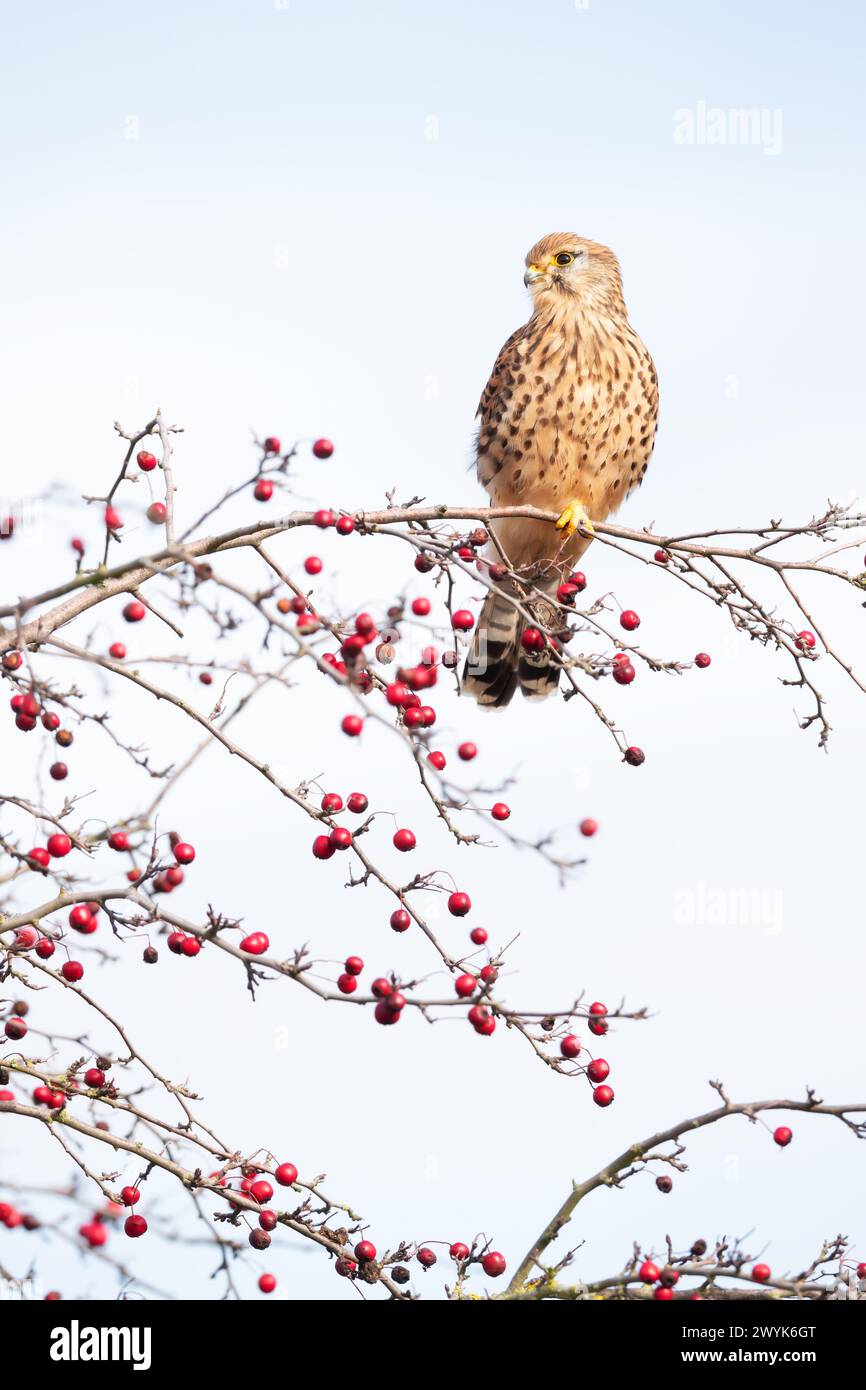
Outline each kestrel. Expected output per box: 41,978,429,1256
462,233,658,706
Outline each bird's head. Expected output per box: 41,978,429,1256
523,234,625,316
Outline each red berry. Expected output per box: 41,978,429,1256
457,741,477,761
752,1263,771,1283
521,627,546,653
124,1214,147,1238
304,555,323,575
449,1242,470,1261
491,802,510,821
613,661,635,685
557,581,579,605
796,630,816,650
694,652,711,669
344,955,364,976
329,827,353,851
639,1260,661,1284
258,1273,277,1293
4,1017,27,1040
254,479,274,502
451,610,474,632
180,936,200,957
35,938,56,959
412,597,431,616
341,714,363,737
121,1186,140,1206
337,973,357,994
393,828,416,852
313,508,335,528
371,978,392,999
469,926,488,945
579,818,598,837
105,506,123,530
146,502,166,525
592,1085,615,1107
653,1286,674,1300
41,711,60,730
624,746,645,766
46,833,72,858
482,1251,506,1277
448,892,471,917
374,999,401,1025
455,973,477,998
346,792,368,814
108,831,129,852
656,1175,673,1194
137,449,157,471
83,1067,105,1088
336,515,355,535
417,1247,437,1268
312,834,335,860
109,642,127,660
586,1058,610,1083
28,847,51,868
49,762,68,781
239,932,269,955
390,909,411,933
263,436,281,455
312,438,333,459
275,1163,298,1187
570,571,587,591
773,1126,793,1147
619,609,640,631
560,1034,581,1059
250,1179,273,1205
123,601,146,623
355,1240,377,1262
654,549,669,564
427,750,446,771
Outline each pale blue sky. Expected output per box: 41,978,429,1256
1,0,864,1300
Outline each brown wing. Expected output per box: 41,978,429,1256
474,325,529,492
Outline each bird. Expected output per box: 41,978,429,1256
462,233,658,707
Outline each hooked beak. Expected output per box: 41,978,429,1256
523,263,546,287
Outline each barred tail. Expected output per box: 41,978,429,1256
461,590,560,708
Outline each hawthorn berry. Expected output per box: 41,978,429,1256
312,438,334,459
329,827,353,851
586,1058,610,1083
579,818,598,837
275,1163,298,1187
491,802,510,821
373,1000,402,1025
120,1186,140,1206
336,515,354,535
752,1263,771,1283
61,961,84,983
570,571,587,591
4,1017,27,1040
654,1286,674,1300
412,596,431,616
35,938,56,959
304,555,323,575
137,450,157,471
312,834,335,860
263,436,281,455
619,609,641,631
371,977,392,999
46,833,72,858
773,1126,793,1147
613,661,635,685
449,1242,470,1261
694,652,711,669
654,549,669,564
448,892,471,917
455,974,477,998
143,946,158,964
427,751,446,771
105,506,123,530
49,762,68,781
337,973,357,994
355,1240,377,1262
146,502,166,525
109,642,127,660
108,831,129,852
560,1034,581,1059
250,1179,274,1205
656,1175,673,1194
174,841,195,864
259,1210,278,1231
341,714,363,737
123,601,146,623
239,932,269,955
417,1247,437,1268
321,792,343,814
258,1273,277,1294
249,1230,271,1251
254,479,274,502
470,927,488,945
313,508,335,528
624,746,645,767
521,627,545,653
393,828,416,852
639,1260,661,1284
796,630,816,650
346,792,368,814
451,610,474,632
593,1085,615,1107
458,741,477,761
482,1251,506,1278
41,710,60,730
390,908,411,933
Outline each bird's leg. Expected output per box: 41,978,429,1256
555,499,594,539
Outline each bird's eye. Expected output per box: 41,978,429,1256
554,252,575,266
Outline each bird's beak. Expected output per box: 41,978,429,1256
523,263,546,287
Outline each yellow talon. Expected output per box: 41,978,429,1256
555,500,594,539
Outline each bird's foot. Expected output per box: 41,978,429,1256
555,499,594,539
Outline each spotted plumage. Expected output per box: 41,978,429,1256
463,233,658,707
